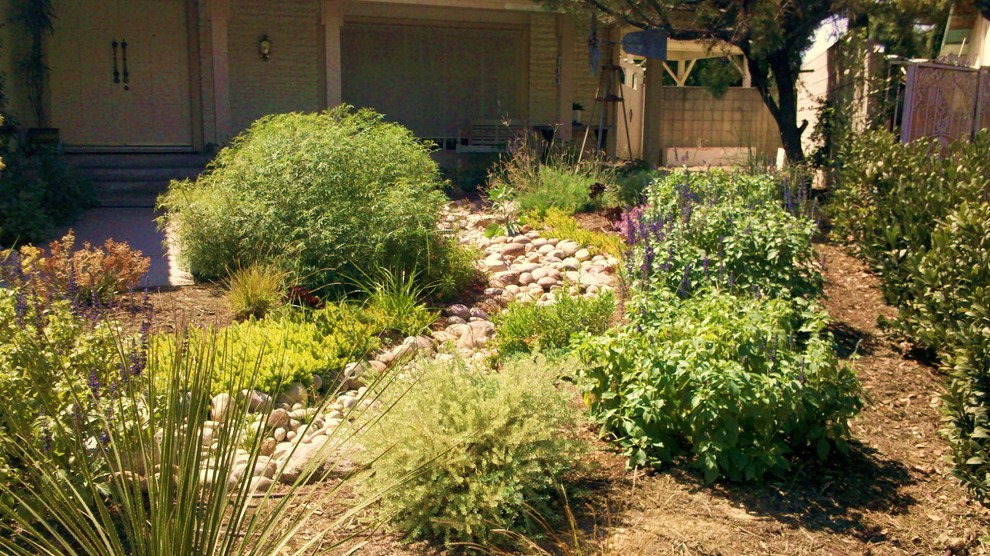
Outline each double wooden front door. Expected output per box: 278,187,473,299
49,0,193,148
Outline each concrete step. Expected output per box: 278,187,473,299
84,166,203,183
63,152,214,170
60,152,213,207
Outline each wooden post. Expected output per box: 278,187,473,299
209,0,232,143
643,58,664,167
322,0,343,108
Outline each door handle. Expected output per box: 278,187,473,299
121,40,130,89
112,40,120,83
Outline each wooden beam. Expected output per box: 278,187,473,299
208,0,232,143
322,0,343,107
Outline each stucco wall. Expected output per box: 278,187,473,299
227,0,322,135
528,12,557,126
660,87,780,162
798,48,830,155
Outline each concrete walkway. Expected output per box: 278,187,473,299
57,198,193,288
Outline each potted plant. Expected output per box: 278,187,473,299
572,102,584,125
12,0,59,149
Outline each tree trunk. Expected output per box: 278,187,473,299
745,53,807,165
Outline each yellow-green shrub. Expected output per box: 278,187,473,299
527,207,624,259
152,303,381,396
364,354,583,547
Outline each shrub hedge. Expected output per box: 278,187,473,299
831,131,990,502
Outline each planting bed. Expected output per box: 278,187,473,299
124,203,990,555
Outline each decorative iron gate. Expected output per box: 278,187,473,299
901,63,990,144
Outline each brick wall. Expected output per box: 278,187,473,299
528,13,557,126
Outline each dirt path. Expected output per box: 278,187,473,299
597,243,990,555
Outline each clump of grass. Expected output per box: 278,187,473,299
356,267,438,337
0,288,402,555
225,262,287,320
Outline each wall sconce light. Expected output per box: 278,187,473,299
259,35,272,62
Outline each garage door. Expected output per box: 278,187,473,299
341,22,528,141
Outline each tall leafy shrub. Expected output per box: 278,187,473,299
830,131,990,503
158,107,467,297
580,170,859,482
829,131,990,305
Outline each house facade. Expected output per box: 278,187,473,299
0,0,780,169
0,0,608,154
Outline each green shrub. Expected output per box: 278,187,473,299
152,303,381,396
494,290,615,356
158,107,471,298
516,165,597,217
364,354,582,547
900,202,990,502
830,132,990,502
226,262,287,320
487,138,615,219
625,171,824,301
577,290,862,483
829,131,990,306
590,170,859,482
0,153,94,246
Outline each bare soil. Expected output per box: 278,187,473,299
142,242,990,555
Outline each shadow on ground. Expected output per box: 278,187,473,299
829,321,878,358
678,441,916,543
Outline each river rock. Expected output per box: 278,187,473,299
267,408,290,430
493,270,520,286
276,383,307,407
500,243,526,257
239,390,271,412
211,393,232,423
559,241,580,256
446,304,471,320
260,438,277,457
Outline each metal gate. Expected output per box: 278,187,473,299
901,63,990,144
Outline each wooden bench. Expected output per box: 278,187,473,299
456,119,527,153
